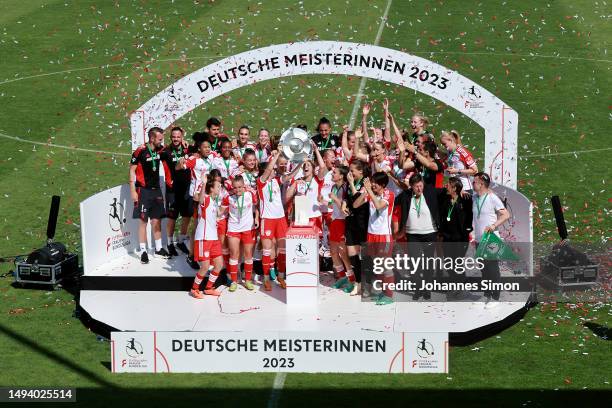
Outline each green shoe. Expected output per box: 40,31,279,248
343,283,355,293
244,280,255,291
269,267,277,281
229,282,238,292
376,295,394,305
333,277,349,289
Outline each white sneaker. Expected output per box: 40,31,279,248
485,301,499,309
253,274,261,284
350,282,361,296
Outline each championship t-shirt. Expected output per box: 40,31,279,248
472,192,505,241
366,189,394,235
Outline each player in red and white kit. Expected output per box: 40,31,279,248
353,172,395,305
223,175,260,291
440,130,478,192
236,150,259,192
206,169,230,269
255,128,272,163
285,157,325,236
178,140,216,269
190,176,227,298
213,139,240,180
258,151,303,291
370,141,394,175
180,140,216,201
316,147,336,256
232,126,257,161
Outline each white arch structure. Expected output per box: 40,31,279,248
130,41,518,187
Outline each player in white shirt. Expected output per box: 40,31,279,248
257,151,303,291
317,148,336,256
232,126,257,161
255,128,272,164
472,172,510,302
179,140,215,198
177,140,216,266
190,176,227,299
237,150,259,192
285,159,324,232
353,171,395,305
223,175,259,292
286,142,328,234
205,169,230,273
213,139,240,180
370,141,394,176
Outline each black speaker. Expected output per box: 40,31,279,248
26,242,66,265
15,195,78,286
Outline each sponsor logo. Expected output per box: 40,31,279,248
416,339,435,358
292,243,311,265
109,198,127,232
126,338,144,358
464,85,484,109
122,337,149,370
296,243,308,257
105,231,131,253
485,242,501,255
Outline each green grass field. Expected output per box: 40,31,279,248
0,0,610,406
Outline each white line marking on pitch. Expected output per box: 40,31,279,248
268,1,393,405
519,147,612,158
412,50,611,64
0,55,227,86
0,132,130,156
348,0,394,129
267,372,287,408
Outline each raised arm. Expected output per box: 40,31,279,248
351,128,369,162
341,125,352,162
383,99,391,145
311,141,327,179
260,150,279,183
361,103,371,145
285,180,297,205
415,151,439,171
281,161,303,184
364,178,388,210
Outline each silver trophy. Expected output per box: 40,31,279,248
278,127,312,163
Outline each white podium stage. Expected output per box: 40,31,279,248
80,252,532,337
79,184,534,373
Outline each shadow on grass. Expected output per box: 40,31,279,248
58,388,610,407
584,322,610,340
0,321,117,389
